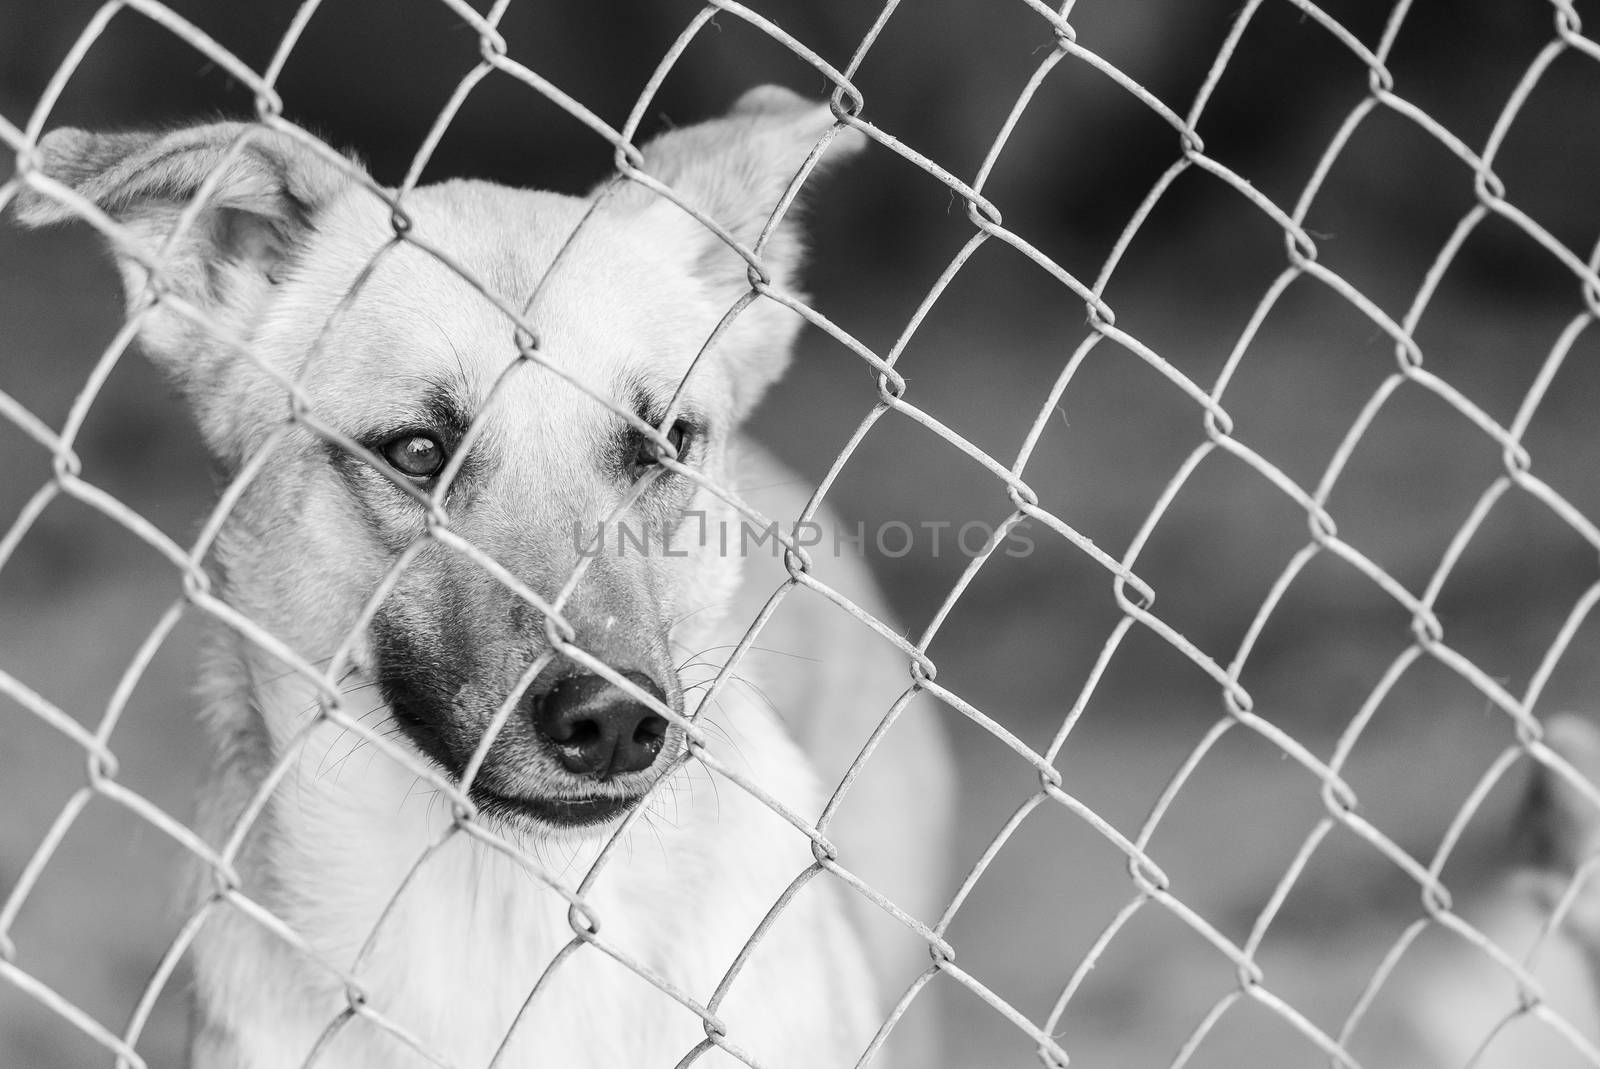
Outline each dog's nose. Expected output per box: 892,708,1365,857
529,671,669,779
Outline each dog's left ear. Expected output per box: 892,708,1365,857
603,86,866,409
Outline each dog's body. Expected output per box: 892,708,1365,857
18,88,954,1068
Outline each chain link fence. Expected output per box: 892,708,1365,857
3,0,1600,1066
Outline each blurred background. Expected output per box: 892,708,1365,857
3,0,1600,1066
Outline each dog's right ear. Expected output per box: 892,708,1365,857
11,123,360,447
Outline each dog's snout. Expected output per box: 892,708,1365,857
529,671,669,780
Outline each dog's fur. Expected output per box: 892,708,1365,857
16,88,955,1068
1381,714,1600,1068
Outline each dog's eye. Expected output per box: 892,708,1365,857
380,433,447,479
634,421,693,472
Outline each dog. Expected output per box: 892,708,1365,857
14,86,955,1068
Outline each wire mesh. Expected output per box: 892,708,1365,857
3,1,1600,1067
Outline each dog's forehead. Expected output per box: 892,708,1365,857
289,181,716,406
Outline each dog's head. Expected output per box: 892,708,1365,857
15,86,862,833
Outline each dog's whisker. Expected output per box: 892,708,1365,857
315,700,393,783
638,809,670,866
729,671,780,712
676,642,822,668
666,599,739,634
253,657,367,709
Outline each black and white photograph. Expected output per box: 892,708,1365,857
2,1,1599,1066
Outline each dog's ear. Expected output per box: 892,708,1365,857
604,86,866,410
621,85,866,290
11,123,360,441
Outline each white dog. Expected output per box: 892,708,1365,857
17,87,954,1068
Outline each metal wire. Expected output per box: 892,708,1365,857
3,1,1600,1067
